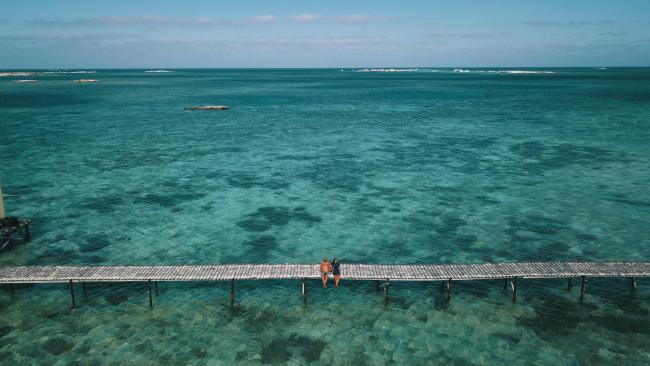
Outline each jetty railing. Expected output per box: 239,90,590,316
0,261,647,308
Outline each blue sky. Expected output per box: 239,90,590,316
1,0,649,68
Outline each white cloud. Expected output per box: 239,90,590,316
524,20,614,27
289,14,323,22
250,15,276,23
30,15,215,27
429,31,508,38
27,15,278,27
335,15,371,23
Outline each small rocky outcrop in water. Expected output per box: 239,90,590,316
184,105,229,110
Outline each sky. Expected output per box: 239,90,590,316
1,0,649,68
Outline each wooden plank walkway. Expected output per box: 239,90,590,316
1,261,649,284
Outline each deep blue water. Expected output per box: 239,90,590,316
1,68,649,365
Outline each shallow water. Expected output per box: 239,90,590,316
1,68,649,365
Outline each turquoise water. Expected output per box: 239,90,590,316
1,68,649,365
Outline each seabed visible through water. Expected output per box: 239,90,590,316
1,68,649,364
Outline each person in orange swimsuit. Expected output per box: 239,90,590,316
320,257,332,288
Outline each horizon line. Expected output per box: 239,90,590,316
2,65,650,71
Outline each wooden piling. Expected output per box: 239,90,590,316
0,186,5,219
230,279,235,306
447,279,452,302
302,278,307,304
148,280,153,308
567,278,572,292
385,279,390,305
511,277,517,303
631,277,637,290
580,276,586,303
69,280,76,308
155,281,159,296
24,223,31,242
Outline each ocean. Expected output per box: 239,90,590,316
1,68,649,365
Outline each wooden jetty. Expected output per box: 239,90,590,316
0,262,647,308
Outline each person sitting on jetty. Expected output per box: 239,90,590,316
332,258,341,288
320,257,332,288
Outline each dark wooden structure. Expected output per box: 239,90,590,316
0,217,31,251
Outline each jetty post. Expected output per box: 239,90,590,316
447,279,452,302
511,277,518,303
567,278,573,292
301,278,307,304
631,277,637,290
0,186,5,219
385,279,390,305
230,279,235,306
148,280,153,308
69,280,76,308
580,276,586,303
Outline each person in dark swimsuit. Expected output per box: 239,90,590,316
332,258,341,288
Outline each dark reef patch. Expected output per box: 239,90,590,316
79,235,111,253
511,141,630,175
0,325,14,339
191,347,208,358
516,296,587,338
106,293,129,305
137,193,177,207
236,217,273,232
605,197,650,208
397,212,481,260
43,337,75,355
79,195,123,214
133,192,206,208
260,334,326,364
237,206,321,232
510,141,546,159
221,235,284,263
225,172,289,190
498,214,595,260
242,235,279,261
507,215,567,237
492,331,521,344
